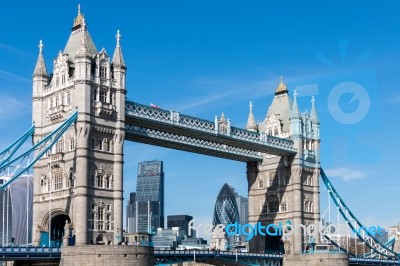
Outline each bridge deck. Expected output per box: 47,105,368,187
125,101,297,162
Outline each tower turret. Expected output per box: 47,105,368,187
32,40,48,130
246,101,257,132
112,30,127,91
32,5,125,247
289,90,301,136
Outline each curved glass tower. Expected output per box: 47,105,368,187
212,183,239,226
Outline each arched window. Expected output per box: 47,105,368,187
69,138,75,151
56,137,65,153
258,179,264,189
53,171,63,191
304,198,313,212
97,175,103,188
104,139,109,152
274,126,279,136
281,200,287,212
66,91,71,105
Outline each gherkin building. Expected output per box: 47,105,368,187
212,183,240,226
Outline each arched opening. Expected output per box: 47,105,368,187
95,233,107,245
265,234,284,254
50,214,71,247
40,212,72,247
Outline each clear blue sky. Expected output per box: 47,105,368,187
1,1,400,237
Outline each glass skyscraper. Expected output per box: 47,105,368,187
126,192,137,233
213,183,239,226
136,160,164,233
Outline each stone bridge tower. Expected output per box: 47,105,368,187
246,78,320,254
32,6,126,246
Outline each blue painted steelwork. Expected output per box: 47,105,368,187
154,250,282,265
321,168,398,259
0,110,78,191
0,247,61,261
125,101,296,161
0,125,35,168
349,257,400,265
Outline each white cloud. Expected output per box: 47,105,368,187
0,43,33,57
325,167,364,181
0,95,29,118
0,70,31,83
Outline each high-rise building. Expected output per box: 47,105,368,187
0,175,33,246
211,183,240,250
213,183,239,226
126,192,136,233
136,161,164,233
234,191,248,242
167,215,193,236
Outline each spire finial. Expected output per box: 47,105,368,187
73,4,84,28
116,30,121,44
112,29,126,68
275,75,288,94
246,101,257,131
38,40,43,54
310,95,319,122
293,90,298,100
33,40,48,77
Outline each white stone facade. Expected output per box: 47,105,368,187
32,7,126,246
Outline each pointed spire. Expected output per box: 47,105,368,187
73,4,85,29
246,101,257,131
310,96,319,123
76,17,90,57
290,90,300,119
275,75,288,95
112,29,126,68
33,40,48,77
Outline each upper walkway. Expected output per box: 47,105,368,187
125,101,297,162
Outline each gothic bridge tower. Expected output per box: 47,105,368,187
32,6,126,246
246,78,320,254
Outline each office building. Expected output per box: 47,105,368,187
234,191,248,242
213,183,239,226
126,192,137,233
167,215,193,236
136,160,164,232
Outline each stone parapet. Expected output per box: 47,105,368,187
59,245,154,266
283,253,349,266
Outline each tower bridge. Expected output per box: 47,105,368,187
0,5,397,266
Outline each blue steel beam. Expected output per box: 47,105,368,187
321,168,399,259
0,110,78,190
125,101,296,161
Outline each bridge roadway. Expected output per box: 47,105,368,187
125,101,297,162
154,250,282,265
0,247,399,265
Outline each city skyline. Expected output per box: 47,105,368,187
1,0,400,241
